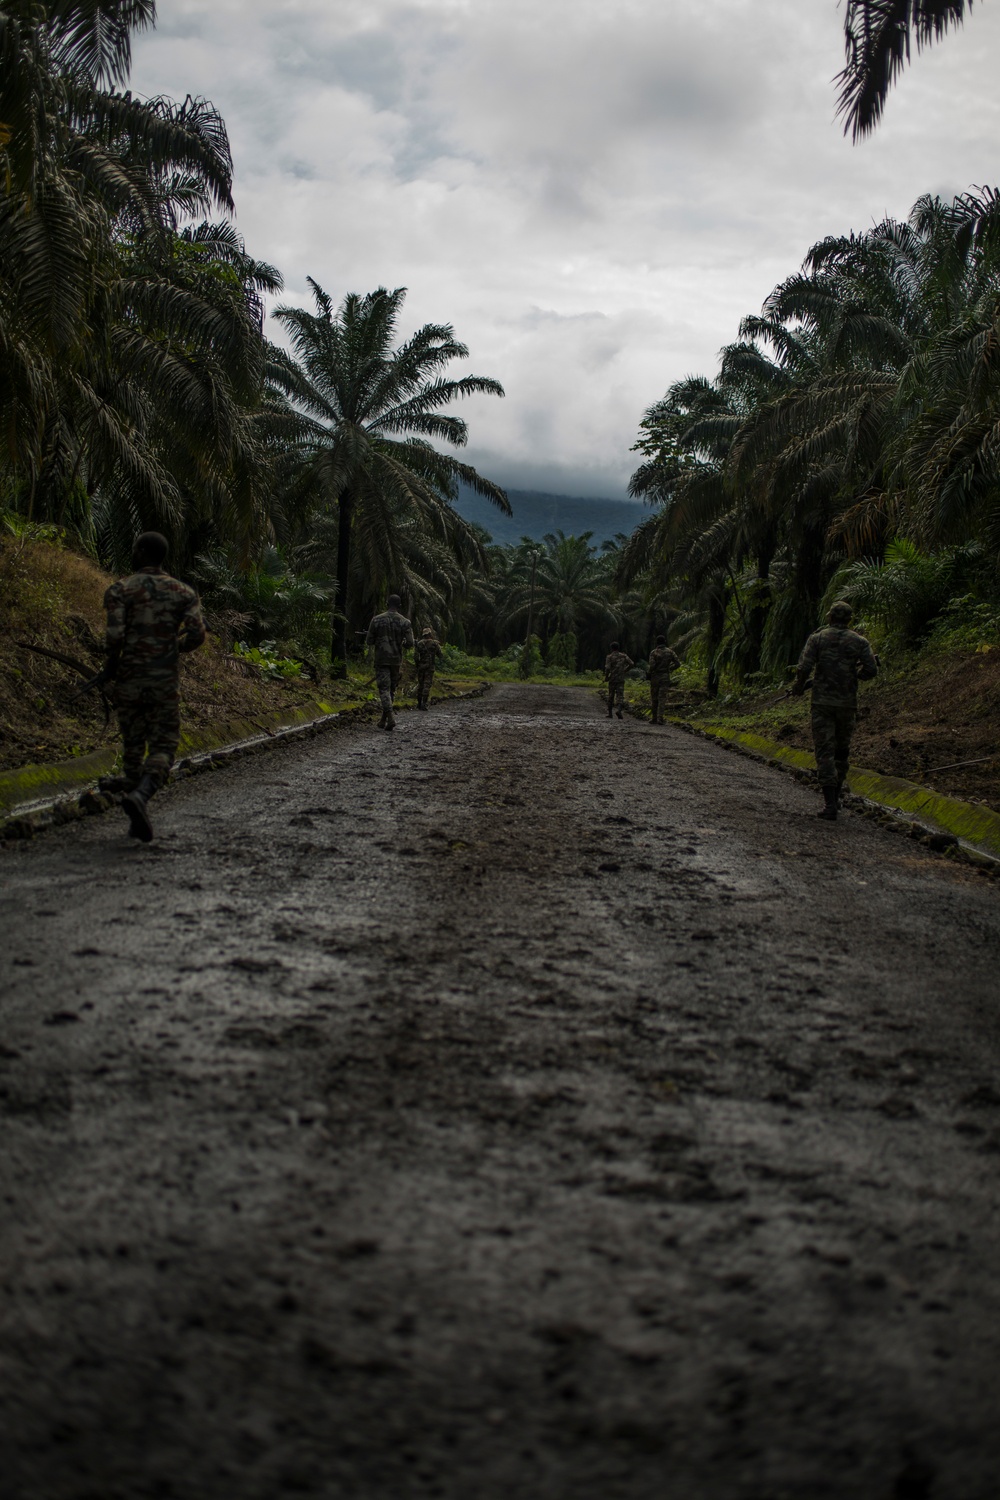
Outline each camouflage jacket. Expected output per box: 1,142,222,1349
604,650,634,685
414,638,443,671
648,645,680,681
104,568,205,688
366,609,415,666
795,625,878,708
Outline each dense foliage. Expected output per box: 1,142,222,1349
620,191,1000,693
4,4,999,691
0,1,507,672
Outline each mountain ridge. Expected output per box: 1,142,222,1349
455,484,645,547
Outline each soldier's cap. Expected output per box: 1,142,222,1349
387,593,401,609
828,600,853,624
421,627,434,636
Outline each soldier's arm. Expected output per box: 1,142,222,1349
103,582,125,677
179,594,207,654
857,639,878,681
791,634,818,693
624,655,634,669
365,618,377,649
668,649,680,669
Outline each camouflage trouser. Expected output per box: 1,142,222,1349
650,678,671,723
115,686,181,789
416,667,435,706
811,704,855,789
607,678,625,713
375,664,401,716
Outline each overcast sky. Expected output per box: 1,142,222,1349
131,1,1000,499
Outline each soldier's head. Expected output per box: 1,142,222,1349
387,593,401,611
132,532,168,570
828,600,853,627
655,635,666,646
422,627,433,637
610,640,620,652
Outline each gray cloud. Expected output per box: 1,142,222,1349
133,0,1000,499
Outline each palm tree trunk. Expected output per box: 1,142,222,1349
331,489,353,679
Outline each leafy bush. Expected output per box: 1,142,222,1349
232,640,303,680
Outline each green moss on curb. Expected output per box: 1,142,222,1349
688,722,1000,862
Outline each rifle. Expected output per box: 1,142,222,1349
15,639,114,725
768,677,812,706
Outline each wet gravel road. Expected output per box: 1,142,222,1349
2,683,1000,1500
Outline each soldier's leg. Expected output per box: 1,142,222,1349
121,691,178,843
424,669,434,708
834,708,855,797
375,666,393,726
810,706,841,820
615,681,625,718
116,699,148,790
378,666,398,729
810,707,839,787
142,694,181,789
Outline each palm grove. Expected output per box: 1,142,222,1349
3,0,999,690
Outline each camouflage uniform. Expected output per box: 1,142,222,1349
647,644,680,724
414,633,443,709
366,607,415,720
104,568,206,790
794,624,878,789
603,650,634,717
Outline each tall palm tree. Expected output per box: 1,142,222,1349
272,282,508,674
1,0,278,565
838,1,976,139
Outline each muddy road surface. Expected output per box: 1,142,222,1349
2,684,1000,1500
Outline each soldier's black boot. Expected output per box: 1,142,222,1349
122,774,157,842
817,785,838,821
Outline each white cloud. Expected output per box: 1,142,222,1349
132,0,1000,498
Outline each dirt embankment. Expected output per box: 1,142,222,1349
0,536,349,774
660,648,1000,812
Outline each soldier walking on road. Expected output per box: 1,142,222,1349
792,600,878,821
103,531,206,843
414,627,443,711
366,593,415,731
647,635,681,725
603,641,634,720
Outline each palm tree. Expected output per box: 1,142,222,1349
271,282,509,674
0,0,278,566
838,1,975,139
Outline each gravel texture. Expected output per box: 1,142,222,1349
2,683,1000,1500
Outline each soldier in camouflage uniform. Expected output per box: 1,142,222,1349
792,600,878,820
647,635,681,725
103,532,206,842
414,627,443,710
365,593,415,730
603,641,634,719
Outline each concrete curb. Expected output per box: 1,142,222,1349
669,719,1000,875
0,682,491,842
